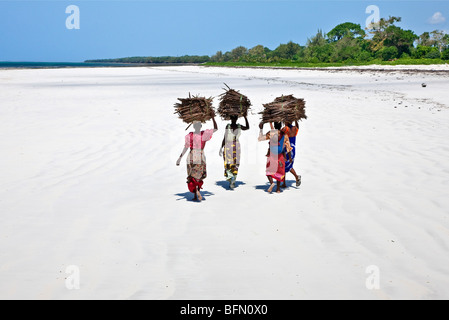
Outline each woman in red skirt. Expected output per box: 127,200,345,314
176,117,218,201
258,122,292,193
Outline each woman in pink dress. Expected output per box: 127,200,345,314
258,121,292,193
176,117,218,201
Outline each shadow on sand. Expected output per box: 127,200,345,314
174,191,215,202
215,180,246,191
283,179,301,189
254,180,300,193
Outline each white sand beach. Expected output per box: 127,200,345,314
0,65,448,300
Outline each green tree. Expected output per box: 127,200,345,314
327,22,366,42
210,51,223,62
230,46,248,61
444,34,449,50
272,41,302,60
442,48,449,60
330,37,362,62
367,16,402,52
417,32,434,47
307,29,326,47
305,30,333,62
222,51,233,62
285,41,302,59
247,45,267,62
383,25,418,56
248,45,265,56
425,47,441,59
412,45,432,59
379,46,399,61
367,16,417,56
430,30,449,52
357,51,372,62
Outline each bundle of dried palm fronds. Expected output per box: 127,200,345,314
260,94,307,123
174,93,216,124
217,84,251,120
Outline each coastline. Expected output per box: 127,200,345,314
203,63,449,75
0,61,202,70
2,61,449,74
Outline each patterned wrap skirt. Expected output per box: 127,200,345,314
224,140,240,182
266,152,286,182
186,149,207,192
285,137,296,173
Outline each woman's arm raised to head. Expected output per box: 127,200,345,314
212,116,218,132
258,122,268,141
241,115,250,131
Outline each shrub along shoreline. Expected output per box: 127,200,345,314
205,58,448,68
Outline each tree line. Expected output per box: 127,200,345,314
211,17,449,63
86,55,211,64
86,17,449,65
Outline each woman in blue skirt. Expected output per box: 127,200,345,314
281,120,301,188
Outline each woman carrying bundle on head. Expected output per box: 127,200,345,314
281,120,301,188
259,94,306,191
176,117,218,201
258,121,292,193
219,115,249,190
217,85,252,190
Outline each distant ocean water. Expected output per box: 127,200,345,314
0,61,149,69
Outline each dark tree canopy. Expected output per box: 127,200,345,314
383,26,418,56
231,46,248,61
368,16,417,56
327,22,366,42
273,41,302,59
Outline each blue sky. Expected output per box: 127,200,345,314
1,0,448,62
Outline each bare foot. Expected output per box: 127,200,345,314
196,190,203,201
276,188,281,193
267,183,275,193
